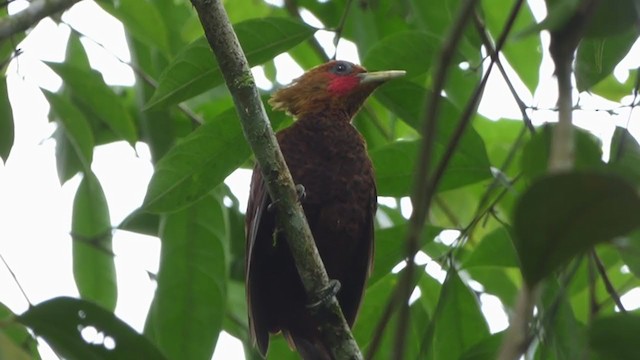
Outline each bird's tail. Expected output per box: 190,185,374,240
285,331,333,360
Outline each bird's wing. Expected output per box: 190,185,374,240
245,165,271,356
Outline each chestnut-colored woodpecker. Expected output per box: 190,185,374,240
245,60,405,359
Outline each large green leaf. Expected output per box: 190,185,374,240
145,18,316,110
371,225,442,285
371,81,491,196
429,269,490,360
591,69,639,102
576,28,639,92
72,172,117,311
99,0,171,57
17,297,166,359
53,126,84,185
0,75,13,162
142,105,287,213
363,31,439,77
459,332,504,360
43,90,94,169
608,126,640,186
462,226,518,268
481,0,542,92
521,124,603,181
370,138,491,196
589,314,640,360
512,172,640,285
144,195,227,360
0,332,31,360
584,0,640,38
46,62,137,145
0,303,39,359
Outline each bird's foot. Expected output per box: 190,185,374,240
295,184,306,201
306,279,341,309
267,184,306,212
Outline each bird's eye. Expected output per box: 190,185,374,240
332,61,352,75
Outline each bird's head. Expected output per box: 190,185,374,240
269,60,405,120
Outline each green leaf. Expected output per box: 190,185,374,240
584,0,640,37
608,126,640,186
144,195,227,360
0,303,39,359
462,226,518,268
589,314,640,359
118,209,160,238
0,332,31,360
0,75,14,162
370,138,491,196
65,31,91,69
72,172,117,311
142,105,287,213
482,0,541,92
459,332,504,360
363,31,439,77
512,172,640,285
53,126,84,184
146,18,316,110
575,28,639,92
521,124,603,181
591,69,639,102
371,225,442,285
614,230,640,278
430,269,490,360
43,90,94,169
46,62,137,145
372,82,492,196
99,0,171,57
17,297,166,359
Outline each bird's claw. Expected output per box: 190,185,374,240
306,279,341,309
295,184,306,201
267,184,306,212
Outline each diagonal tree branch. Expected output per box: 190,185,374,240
0,0,80,43
189,1,362,359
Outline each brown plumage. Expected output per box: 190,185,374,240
245,60,405,359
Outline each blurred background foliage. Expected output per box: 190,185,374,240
2,0,640,359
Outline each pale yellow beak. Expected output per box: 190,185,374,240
358,70,406,84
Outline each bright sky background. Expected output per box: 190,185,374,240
2,0,640,359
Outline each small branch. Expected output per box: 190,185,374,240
189,1,362,359
283,0,329,61
500,2,601,359
472,11,535,134
393,0,480,357
331,0,354,59
0,252,32,305
588,254,599,322
548,0,600,172
591,250,627,313
0,0,81,43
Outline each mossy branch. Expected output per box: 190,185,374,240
189,1,362,359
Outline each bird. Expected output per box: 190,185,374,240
245,60,405,359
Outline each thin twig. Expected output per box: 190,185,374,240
283,0,330,61
0,0,80,43
190,1,362,358
472,11,535,134
0,252,32,305
588,254,599,322
391,0,481,357
331,0,354,59
591,250,627,312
